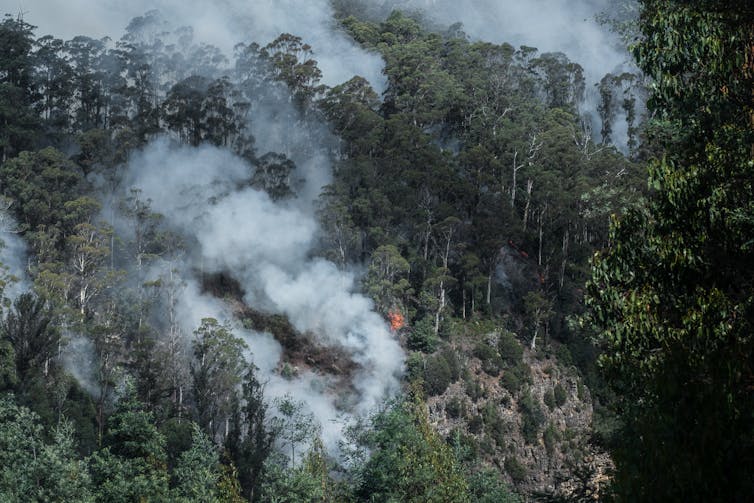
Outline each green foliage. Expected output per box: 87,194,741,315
445,396,466,419
364,244,412,315
192,318,249,441
518,391,545,445
468,469,521,503
543,388,556,410
553,383,567,407
584,2,754,500
0,396,93,502
497,331,523,367
464,376,487,401
0,15,40,159
499,362,531,396
543,423,560,455
0,6,648,501
0,339,17,390
258,439,334,503
0,148,82,236
407,315,438,352
171,424,223,502
354,390,471,502
473,342,504,376
1,292,58,381
424,354,453,397
270,396,318,467
481,401,509,448
503,456,527,484
89,384,170,502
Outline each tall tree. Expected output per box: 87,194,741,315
191,318,248,442
0,14,40,161
585,1,754,500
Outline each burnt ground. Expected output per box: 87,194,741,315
200,270,359,380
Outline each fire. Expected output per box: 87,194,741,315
388,311,405,331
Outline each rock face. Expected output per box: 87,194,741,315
425,330,612,499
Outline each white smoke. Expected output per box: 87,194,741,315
18,0,386,92
0,204,29,303
60,333,100,396
124,139,404,452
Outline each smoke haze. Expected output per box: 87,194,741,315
122,139,404,452
0,208,29,302
17,0,387,91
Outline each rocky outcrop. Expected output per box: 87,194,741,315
425,331,612,499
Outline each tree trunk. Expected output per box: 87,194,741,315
486,272,492,306
434,281,445,336
560,228,569,290
531,323,538,350
538,205,547,267
523,179,533,231
511,150,520,208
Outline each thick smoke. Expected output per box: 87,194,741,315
18,0,386,92
0,205,29,303
123,139,404,451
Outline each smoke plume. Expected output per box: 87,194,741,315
122,139,404,452
0,206,29,303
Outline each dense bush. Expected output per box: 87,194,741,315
424,353,454,396
518,391,545,444
446,397,466,419
497,332,523,367
407,316,438,352
543,389,556,410
554,383,568,407
482,402,509,447
543,423,560,455
473,343,503,376
504,456,527,483
500,363,531,396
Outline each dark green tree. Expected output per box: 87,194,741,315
1,292,58,383
354,387,470,502
585,1,754,500
0,14,40,161
89,383,170,502
191,318,248,442
0,396,93,502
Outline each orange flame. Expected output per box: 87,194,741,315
388,311,405,331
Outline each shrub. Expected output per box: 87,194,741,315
554,383,568,407
482,402,509,447
504,456,527,483
424,353,454,396
439,347,462,382
468,414,483,434
448,429,479,464
554,343,574,367
500,362,531,396
497,331,523,367
543,423,560,455
468,469,521,503
406,351,424,383
473,342,503,376
445,397,465,419
543,388,556,410
465,378,486,401
519,391,545,444
407,316,438,352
